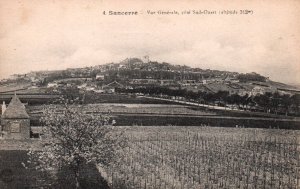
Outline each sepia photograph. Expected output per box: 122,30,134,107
0,0,299,188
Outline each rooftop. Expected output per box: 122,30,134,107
1,94,29,119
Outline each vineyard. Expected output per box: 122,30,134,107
104,126,300,189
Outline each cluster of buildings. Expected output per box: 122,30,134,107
77,81,124,93
2,57,298,98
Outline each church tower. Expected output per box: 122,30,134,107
1,94,30,139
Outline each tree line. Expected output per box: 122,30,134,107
116,86,300,116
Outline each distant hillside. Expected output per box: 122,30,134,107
0,57,298,95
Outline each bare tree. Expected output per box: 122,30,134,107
28,103,126,188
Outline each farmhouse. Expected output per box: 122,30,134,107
1,94,30,139
102,81,123,93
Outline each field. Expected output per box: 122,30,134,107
1,127,299,188
0,82,32,93
82,104,216,116
103,126,300,189
83,93,182,104
28,103,300,129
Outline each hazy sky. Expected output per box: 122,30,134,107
0,0,299,83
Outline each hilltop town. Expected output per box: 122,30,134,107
1,57,298,96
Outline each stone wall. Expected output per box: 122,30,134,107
0,149,108,189
1,119,30,139
0,150,51,188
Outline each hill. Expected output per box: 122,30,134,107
0,57,298,96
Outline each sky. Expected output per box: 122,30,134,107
0,0,299,84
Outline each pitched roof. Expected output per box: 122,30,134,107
103,81,123,88
1,95,29,119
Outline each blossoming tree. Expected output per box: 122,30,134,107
29,103,126,188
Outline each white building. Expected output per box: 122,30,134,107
96,74,105,80
47,82,58,88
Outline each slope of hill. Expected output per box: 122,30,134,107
0,57,298,95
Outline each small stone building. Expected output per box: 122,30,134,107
1,94,30,139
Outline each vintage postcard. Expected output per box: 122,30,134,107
0,0,299,188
